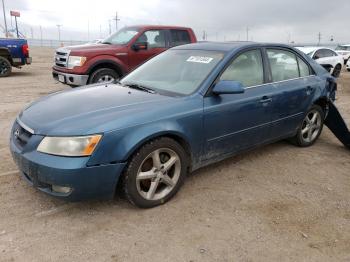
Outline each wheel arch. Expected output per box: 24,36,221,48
313,96,329,118
0,47,12,63
87,60,125,80
124,131,193,168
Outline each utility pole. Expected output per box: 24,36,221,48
246,27,249,41
87,19,90,41
39,25,43,46
30,27,33,39
202,30,206,41
56,24,62,43
1,0,8,37
318,32,321,46
108,19,111,35
114,12,120,32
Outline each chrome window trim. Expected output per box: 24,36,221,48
244,75,316,90
16,117,34,134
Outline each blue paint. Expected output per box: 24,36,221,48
10,42,336,201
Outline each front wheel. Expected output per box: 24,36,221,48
122,137,188,208
0,56,12,77
88,68,120,84
291,105,324,147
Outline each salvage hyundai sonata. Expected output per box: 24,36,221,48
10,42,337,208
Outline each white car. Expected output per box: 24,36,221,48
335,44,350,64
296,46,343,77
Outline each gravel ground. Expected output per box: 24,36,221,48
0,47,349,262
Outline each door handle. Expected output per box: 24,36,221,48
259,96,272,104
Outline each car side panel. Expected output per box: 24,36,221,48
87,97,204,170
268,76,319,138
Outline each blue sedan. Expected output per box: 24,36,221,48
10,42,337,208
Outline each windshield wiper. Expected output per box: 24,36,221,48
122,83,156,94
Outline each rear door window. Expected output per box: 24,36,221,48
170,30,191,47
267,49,299,82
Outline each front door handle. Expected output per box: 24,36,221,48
259,96,272,104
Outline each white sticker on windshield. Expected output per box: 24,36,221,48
187,56,214,64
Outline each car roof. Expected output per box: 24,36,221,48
295,46,318,54
173,41,295,52
125,25,192,30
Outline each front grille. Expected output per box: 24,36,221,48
13,121,33,149
54,48,69,68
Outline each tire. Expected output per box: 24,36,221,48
0,56,12,77
332,64,342,78
122,137,188,208
291,105,325,147
88,68,120,84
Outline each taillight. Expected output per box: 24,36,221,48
22,44,29,57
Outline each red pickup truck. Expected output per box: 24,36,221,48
52,25,197,86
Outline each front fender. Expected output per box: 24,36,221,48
87,116,203,168
85,55,128,74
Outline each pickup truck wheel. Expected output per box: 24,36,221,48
0,56,12,77
88,68,120,84
291,105,324,147
122,137,188,208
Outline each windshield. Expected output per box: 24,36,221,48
102,27,139,45
120,50,225,96
335,45,350,51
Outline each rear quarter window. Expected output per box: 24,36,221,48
170,30,191,47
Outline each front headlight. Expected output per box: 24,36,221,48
37,135,102,157
67,56,87,69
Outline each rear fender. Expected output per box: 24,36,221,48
0,47,12,63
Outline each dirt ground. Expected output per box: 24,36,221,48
0,47,349,262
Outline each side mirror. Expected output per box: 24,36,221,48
212,80,245,95
132,42,148,51
313,55,320,60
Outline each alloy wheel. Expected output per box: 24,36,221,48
0,60,10,76
97,75,115,83
136,148,181,201
301,109,322,143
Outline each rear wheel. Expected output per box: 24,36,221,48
291,105,324,147
0,56,12,77
88,68,120,84
122,137,188,208
332,64,342,78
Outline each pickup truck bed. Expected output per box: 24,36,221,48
0,38,31,77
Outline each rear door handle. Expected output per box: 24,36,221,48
259,96,272,104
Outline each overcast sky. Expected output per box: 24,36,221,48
1,0,350,44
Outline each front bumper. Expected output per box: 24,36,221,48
52,70,89,86
10,133,126,201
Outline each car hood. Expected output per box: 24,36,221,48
61,43,125,55
19,84,176,136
